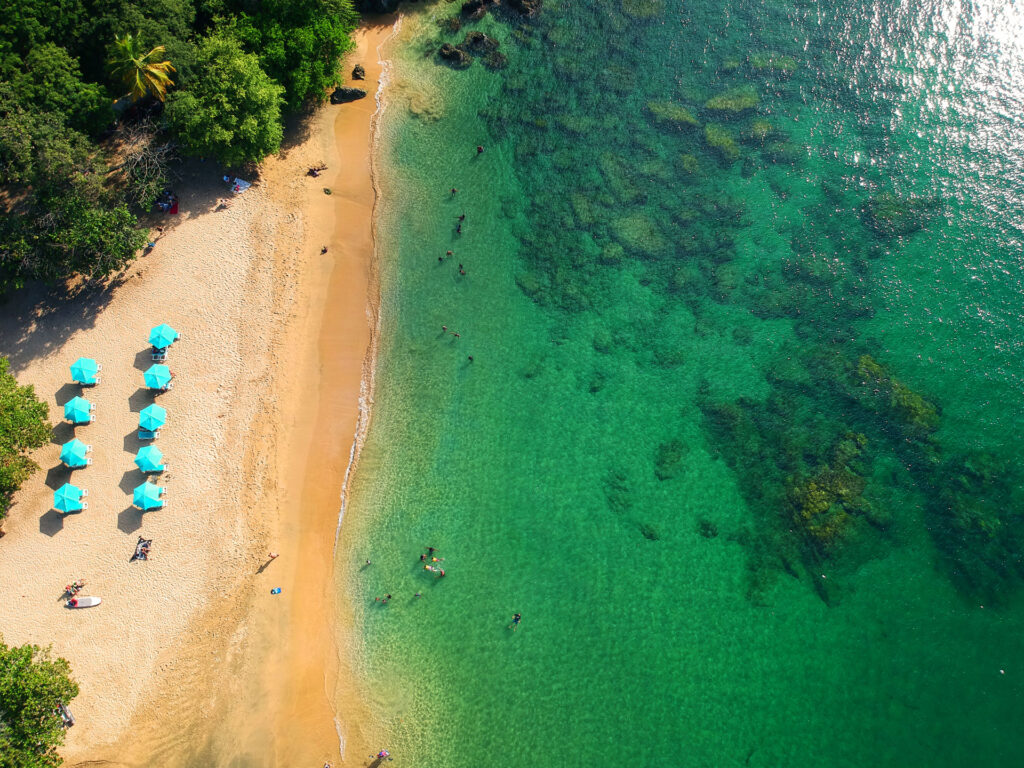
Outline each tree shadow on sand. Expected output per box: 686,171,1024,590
0,277,129,375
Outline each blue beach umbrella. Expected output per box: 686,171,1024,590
143,364,172,389
53,483,84,513
64,396,93,424
134,445,165,473
59,439,89,469
138,404,167,431
133,482,164,510
69,357,99,385
149,324,179,350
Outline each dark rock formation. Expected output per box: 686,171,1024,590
353,0,401,12
351,64,366,80
438,43,472,69
506,0,542,15
463,30,499,53
483,50,508,70
461,0,492,19
330,87,367,104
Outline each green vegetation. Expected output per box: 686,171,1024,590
704,85,759,114
108,33,176,102
861,192,940,238
646,101,699,128
0,0,359,294
0,637,79,767
166,36,284,166
0,358,50,524
750,51,798,75
704,123,740,161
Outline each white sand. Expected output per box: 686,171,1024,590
0,21,395,765
0,164,297,756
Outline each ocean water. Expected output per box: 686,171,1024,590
341,1,1024,765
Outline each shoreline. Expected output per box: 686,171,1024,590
0,18,397,768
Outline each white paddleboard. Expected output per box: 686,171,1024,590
67,596,101,608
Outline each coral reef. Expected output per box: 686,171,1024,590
861,192,939,238
646,101,700,129
704,85,759,114
854,354,939,435
704,123,740,161
750,52,798,75
786,433,870,548
654,439,687,480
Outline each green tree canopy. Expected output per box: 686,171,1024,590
0,637,79,768
9,44,112,136
230,0,357,111
0,358,50,520
165,35,284,166
108,32,176,102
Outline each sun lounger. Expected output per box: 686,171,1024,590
85,458,92,466
80,502,88,510
152,352,167,362
138,429,160,440
80,488,89,497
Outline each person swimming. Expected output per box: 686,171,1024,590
509,613,522,631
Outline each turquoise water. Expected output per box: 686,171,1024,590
342,1,1024,765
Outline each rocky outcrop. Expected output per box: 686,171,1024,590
330,87,367,104
463,31,499,53
438,43,472,69
351,64,365,80
461,0,493,19
353,0,400,12
506,0,542,15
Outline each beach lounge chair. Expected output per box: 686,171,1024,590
85,458,93,466
80,488,89,497
80,502,88,510
152,351,167,362
138,429,160,440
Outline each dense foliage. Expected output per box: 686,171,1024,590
0,0,359,293
0,358,50,522
0,637,79,768
166,36,284,167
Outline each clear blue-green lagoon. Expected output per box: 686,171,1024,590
341,0,1024,764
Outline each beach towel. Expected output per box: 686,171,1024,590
232,178,252,194
131,536,153,562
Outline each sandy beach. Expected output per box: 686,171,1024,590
0,19,394,767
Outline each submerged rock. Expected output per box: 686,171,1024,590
861,192,939,238
330,86,367,103
704,85,760,114
750,51,798,75
461,0,492,19
655,439,687,480
438,43,472,69
505,0,542,16
464,30,500,53
704,123,740,161
622,0,665,18
647,101,700,129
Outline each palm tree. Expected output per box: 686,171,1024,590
108,33,176,103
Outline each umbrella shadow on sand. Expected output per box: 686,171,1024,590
45,464,74,490
128,387,157,413
117,506,144,535
133,347,156,372
50,422,75,446
39,509,65,537
54,382,80,406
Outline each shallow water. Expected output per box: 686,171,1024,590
342,1,1024,765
